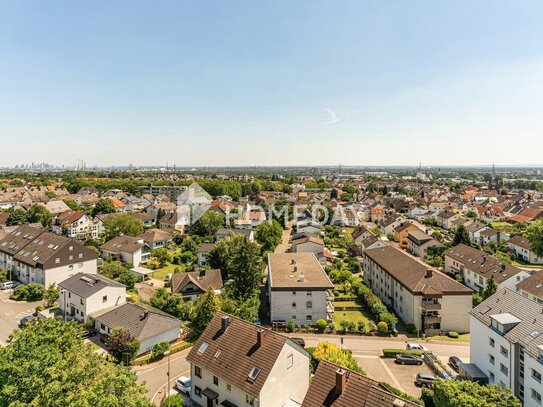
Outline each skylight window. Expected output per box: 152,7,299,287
198,342,209,354
247,367,261,383
531,331,542,338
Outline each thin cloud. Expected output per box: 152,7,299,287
167,128,185,137
324,108,341,124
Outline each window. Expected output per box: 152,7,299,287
287,354,293,369
102,295,108,303
68,292,71,298
532,388,542,404
80,299,83,305
533,369,542,383
195,386,202,398
292,302,296,308
306,315,312,322
488,354,495,365
246,394,255,407
69,265,73,271
79,262,83,268
500,363,508,376
213,376,218,386
69,255,73,261
55,258,60,264
69,246,73,251
489,337,495,347
306,301,312,309
291,315,296,320
79,253,83,258
292,291,296,296
195,365,202,378
500,346,508,357
489,371,495,382
307,291,312,296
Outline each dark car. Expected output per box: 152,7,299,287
291,337,306,348
415,373,435,388
395,354,423,365
19,315,36,328
81,329,97,338
449,356,462,372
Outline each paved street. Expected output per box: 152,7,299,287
274,220,293,253
0,290,42,345
135,333,470,402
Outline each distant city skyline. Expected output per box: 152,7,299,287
1,1,543,166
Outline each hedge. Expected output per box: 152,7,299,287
382,349,423,358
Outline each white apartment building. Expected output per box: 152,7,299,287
0,225,98,286
509,236,543,265
58,273,126,322
267,253,334,326
52,210,99,240
470,289,543,406
516,271,543,305
444,244,530,293
187,313,310,407
363,246,473,335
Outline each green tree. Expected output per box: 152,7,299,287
453,224,471,246
106,327,140,364
152,248,171,267
44,283,60,307
150,341,170,359
103,213,144,240
228,235,264,299
6,208,27,226
432,378,521,407
93,198,116,216
312,341,364,374
0,318,151,406
150,288,194,320
162,394,185,407
193,290,221,332
255,220,283,252
100,261,127,279
191,210,225,237
27,204,53,228
482,275,497,300
525,218,543,257
117,272,138,290
11,282,45,301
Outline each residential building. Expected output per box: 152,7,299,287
509,236,543,265
138,228,172,250
436,211,460,230
197,242,216,266
268,253,334,325
159,212,185,233
292,236,325,255
58,273,126,322
0,225,98,286
351,225,373,245
359,235,386,251
187,312,310,407
42,200,71,216
132,212,156,226
516,271,543,305
444,244,530,293
93,302,181,356
363,246,473,335
171,268,223,301
393,222,421,249
466,222,491,244
215,228,255,243
52,210,98,240
140,184,188,202
470,289,543,406
100,236,150,267
406,230,443,260
301,359,418,407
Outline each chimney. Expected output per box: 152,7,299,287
293,266,298,273
482,254,486,265
335,369,347,396
221,315,230,332
257,328,267,348
425,269,433,278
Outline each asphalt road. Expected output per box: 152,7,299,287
134,333,470,403
0,290,43,345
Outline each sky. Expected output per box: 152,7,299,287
1,1,543,167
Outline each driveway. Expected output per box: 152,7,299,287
274,221,293,253
0,290,43,345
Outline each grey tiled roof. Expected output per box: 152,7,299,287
470,288,543,360
59,273,125,299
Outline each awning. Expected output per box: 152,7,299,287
202,387,219,400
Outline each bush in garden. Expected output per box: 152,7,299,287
151,341,170,359
377,321,388,334
286,319,295,333
406,323,417,334
315,319,327,333
447,331,459,338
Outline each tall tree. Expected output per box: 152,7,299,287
191,210,225,237
432,378,521,407
27,204,53,228
482,276,497,300
106,327,140,364
453,224,471,246
0,318,151,406
255,220,283,252
6,208,27,226
92,198,116,217
103,214,144,240
193,290,221,332
43,283,60,307
228,235,264,299
525,218,543,257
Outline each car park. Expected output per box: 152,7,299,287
448,356,462,372
395,354,423,365
406,343,430,352
415,372,435,388
175,376,191,396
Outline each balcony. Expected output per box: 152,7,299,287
326,301,335,313
424,315,441,324
421,302,441,311
326,290,335,301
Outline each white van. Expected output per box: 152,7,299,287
0,280,18,290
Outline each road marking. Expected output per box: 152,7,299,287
15,309,35,322
378,347,404,392
151,369,190,404
136,350,191,375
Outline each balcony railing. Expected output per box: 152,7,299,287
421,302,441,310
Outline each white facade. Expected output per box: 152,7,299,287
269,288,331,325
59,284,125,322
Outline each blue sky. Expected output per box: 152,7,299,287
1,1,543,167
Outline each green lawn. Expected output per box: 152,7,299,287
333,301,359,308
333,309,373,329
151,264,183,280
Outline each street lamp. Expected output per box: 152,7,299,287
164,350,171,407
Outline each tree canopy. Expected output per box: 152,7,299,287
0,318,151,407
191,210,225,237
27,204,53,228
103,213,144,241
312,341,364,374
93,198,117,217
255,220,283,252
432,378,521,407
453,224,471,246
525,218,543,257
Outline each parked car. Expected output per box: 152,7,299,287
415,373,435,388
291,337,306,348
0,280,18,290
440,370,455,380
395,354,423,365
81,329,97,338
448,356,462,372
175,376,191,396
19,315,36,328
406,343,430,352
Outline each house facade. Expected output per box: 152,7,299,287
406,230,443,260
100,236,150,267
508,236,543,265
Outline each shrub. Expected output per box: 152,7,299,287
35,305,44,313
405,323,417,334
379,312,398,332
10,283,45,301
382,349,423,358
151,341,170,360
327,322,335,332
357,321,366,333
421,388,435,407
447,331,459,338
286,320,295,333
315,319,327,333
377,321,388,334
161,394,185,407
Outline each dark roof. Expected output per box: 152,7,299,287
100,236,144,254
59,273,125,298
509,235,532,251
93,303,181,341
171,269,223,294
138,228,172,243
198,242,216,254
470,288,543,360
0,225,45,256
187,312,305,398
465,222,488,233
216,228,253,237
444,244,523,284
302,360,418,407
516,270,543,299
364,246,472,296
407,230,433,245
479,228,498,237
